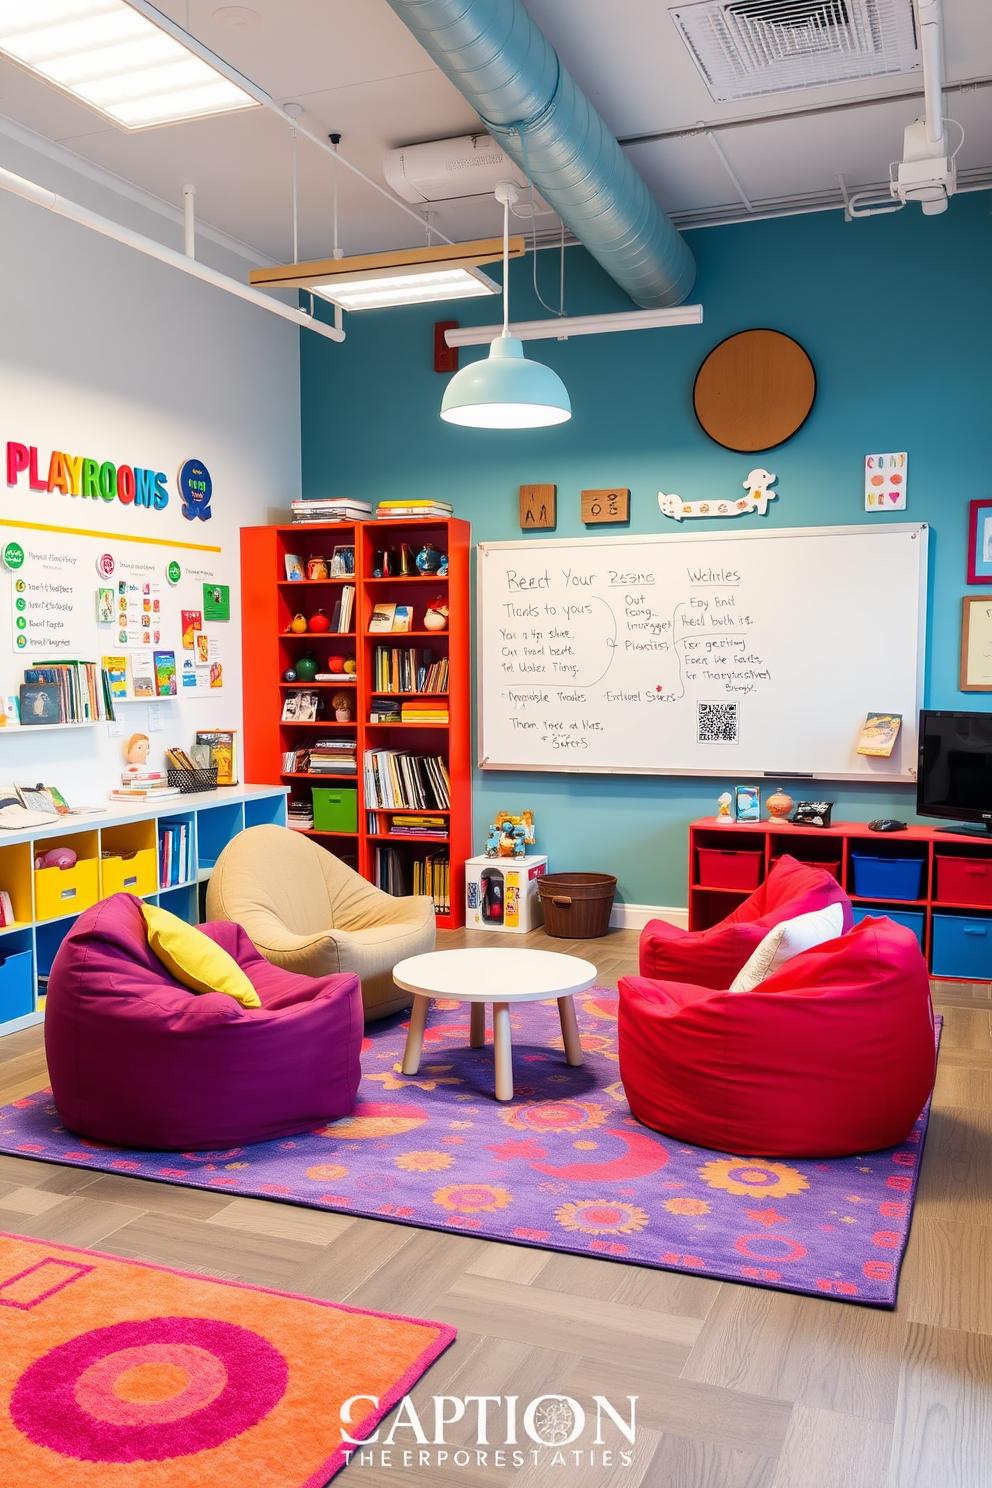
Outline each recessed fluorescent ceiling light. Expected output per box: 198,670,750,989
312,266,500,312
0,0,258,129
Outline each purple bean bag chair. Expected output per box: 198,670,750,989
45,892,363,1151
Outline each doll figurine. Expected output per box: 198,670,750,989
124,733,150,772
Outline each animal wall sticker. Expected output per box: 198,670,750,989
658,468,778,522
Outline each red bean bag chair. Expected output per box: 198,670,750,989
618,917,935,1157
639,853,853,989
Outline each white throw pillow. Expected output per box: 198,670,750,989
729,902,844,993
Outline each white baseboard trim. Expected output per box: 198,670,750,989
609,903,688,932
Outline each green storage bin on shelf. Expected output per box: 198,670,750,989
312,786,358,833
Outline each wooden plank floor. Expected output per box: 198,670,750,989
0,927,989,1487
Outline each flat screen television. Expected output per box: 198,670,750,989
917,709,992,833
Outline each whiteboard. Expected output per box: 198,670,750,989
477,524,928,782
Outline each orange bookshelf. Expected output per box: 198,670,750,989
240,517,471,928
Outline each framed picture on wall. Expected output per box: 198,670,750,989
967,499,992,583
960,595,992,691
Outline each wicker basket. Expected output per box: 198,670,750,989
166,767,218,794
537,872,617,939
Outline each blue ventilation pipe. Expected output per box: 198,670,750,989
381,0,696,307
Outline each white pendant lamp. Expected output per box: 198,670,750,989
440,184,571,429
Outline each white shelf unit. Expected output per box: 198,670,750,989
0,785,287,1039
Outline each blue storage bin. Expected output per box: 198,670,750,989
931,913,992,980
0,949,34,1023
850,852,924,901
852,905,925,948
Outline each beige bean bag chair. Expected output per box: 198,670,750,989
206,824,435,1020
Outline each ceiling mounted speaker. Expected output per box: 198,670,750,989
693,329,816,451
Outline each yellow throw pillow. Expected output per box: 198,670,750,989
140,902,261,1008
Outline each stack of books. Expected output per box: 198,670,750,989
309,738,358,775
369,697,401,723
373,844,407,896
400,700,448,723
110,771,179,802
363,750,450,810
388,814,448,839
376,499,453,520
291,499,372,523
281,748,310,774
158,821,194,887
288,799,314,831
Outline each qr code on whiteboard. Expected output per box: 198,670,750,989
697,701,739,744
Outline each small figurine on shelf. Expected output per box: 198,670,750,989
332,691,353,722
494,809,536,858
716,790,734,823
124,733,150,772
766,786,794,824
424,598,449,632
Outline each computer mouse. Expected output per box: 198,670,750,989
868,818,908,832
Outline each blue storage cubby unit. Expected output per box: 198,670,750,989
35,918,78,981
158,885,198,923
852,905,925,949
0,941,34,1022
850,852,925,901
931,913,992,980
245,794,287,829
196,802,245,875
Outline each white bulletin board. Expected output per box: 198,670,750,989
477,524,928,782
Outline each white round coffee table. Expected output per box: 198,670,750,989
393,947,598,1102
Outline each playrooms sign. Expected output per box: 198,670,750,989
5,441,213,522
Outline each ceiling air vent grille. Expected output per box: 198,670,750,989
670,0,920,102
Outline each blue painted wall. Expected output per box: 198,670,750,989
301,191,992,908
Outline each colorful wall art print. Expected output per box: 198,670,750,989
864,452,907,510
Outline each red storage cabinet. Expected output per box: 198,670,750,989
697,847,764,890
935,855,992,908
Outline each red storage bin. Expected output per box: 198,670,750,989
697,847,764,890
935,855,992,907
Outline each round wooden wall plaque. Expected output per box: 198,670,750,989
693,329,815,452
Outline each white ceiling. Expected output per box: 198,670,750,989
0,0,989,270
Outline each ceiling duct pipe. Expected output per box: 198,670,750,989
380,0,696,308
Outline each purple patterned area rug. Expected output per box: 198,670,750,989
0,995,939,1307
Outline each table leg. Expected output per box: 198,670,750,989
558,996,584,1067
470,1002,486,1049
492,1002,513,1101
401,995,431,1075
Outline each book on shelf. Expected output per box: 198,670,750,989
291,500,371,523
369,698,402,723
391,605,413,633
281,691,320,721
400,702,449,722
195,730,238,786
377,499,453,511
413,852,450,913
131,653,155,699
330,585,355,633
368,602,396,633
102,655,131,701
158,820,193,888
153,650,177,697
387,813,448,839
376,506,453,520
363,749,451,811
284,553,305,581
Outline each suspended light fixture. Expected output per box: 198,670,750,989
440,184,571,429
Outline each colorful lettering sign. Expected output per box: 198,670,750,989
4,442,210,519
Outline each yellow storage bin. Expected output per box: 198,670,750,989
35,856,99,921
100,848,157,899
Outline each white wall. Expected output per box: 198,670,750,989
0,130,300,802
